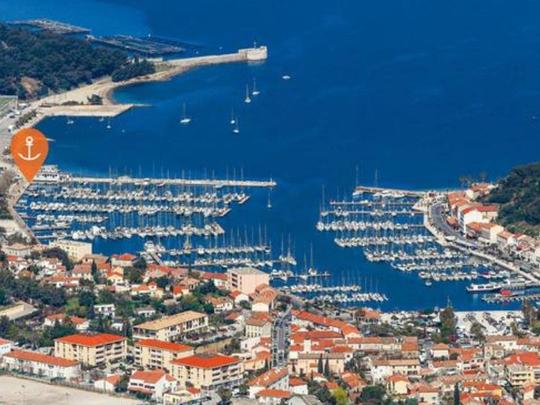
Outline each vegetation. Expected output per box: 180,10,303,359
111,59,155,82
485,161,540,236
0,24,127,99
434,306,457,343
0,269,66,307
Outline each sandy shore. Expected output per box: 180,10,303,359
0,375,139,405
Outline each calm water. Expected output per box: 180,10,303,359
5,0,540,310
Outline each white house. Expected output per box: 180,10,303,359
0,338,12,357
2,350,80,379
94,303,116,318
94,374,122,392
128,369,177,400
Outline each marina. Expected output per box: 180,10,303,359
15,166,273,245
318,188,512,290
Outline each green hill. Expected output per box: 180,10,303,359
0,24,127,99
485,161,540,236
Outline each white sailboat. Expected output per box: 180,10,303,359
180,103,191,124
252,78,260,96
233,117,240,134
244,85,251,104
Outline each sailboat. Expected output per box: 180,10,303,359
252,79,260,96
267,189,272,209
180,103,191,124
233,117,240,134
244,85,251,104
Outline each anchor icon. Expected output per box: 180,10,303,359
18,136,42,161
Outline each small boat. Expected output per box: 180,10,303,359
425,280,432,287
180,103,191,124
233,118,240,134
244,85,251,104
252,78,260,96
106,118,112,129
282,74,291,80
98,116,105,122
66,118,74,125
230,110,236,125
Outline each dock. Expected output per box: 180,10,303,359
353,185,426,198
8,19,90,35
64,175,276,189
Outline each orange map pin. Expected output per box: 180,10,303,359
10,128,49,182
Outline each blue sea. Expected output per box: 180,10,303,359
4,0,540,310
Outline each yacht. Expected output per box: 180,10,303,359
180,103,191,124
252,78,260,96
244,85,251,103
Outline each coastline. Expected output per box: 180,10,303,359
1,46,268,242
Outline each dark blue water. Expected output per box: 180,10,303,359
5,0,540,310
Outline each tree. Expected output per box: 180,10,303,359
359,385,386,403
42,247,73,271
333,387,349,405
439,306,456,342
317,354,324,374
116,373,129,392
324,357,330,377
470,321,485,342
125,267,144,284
522,300,537,326
0,288,7,305
0,316,9,337
91,260,100,283
453,383,460,405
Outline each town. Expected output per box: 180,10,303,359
0,205,540,404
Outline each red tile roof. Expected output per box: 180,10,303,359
136,339,192,352
5,350,78,367
505,352,540,366
248,368,287,387
131,369,171,384
256,389,292,399
55,333,126,347
171,353,240,368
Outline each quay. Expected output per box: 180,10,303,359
65,175,276,189
482,293,540,304
353,185,426,198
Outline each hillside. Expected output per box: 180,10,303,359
485,161,540,235
0,24,127,99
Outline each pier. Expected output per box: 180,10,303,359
353,185,426,198
64,175,276,189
